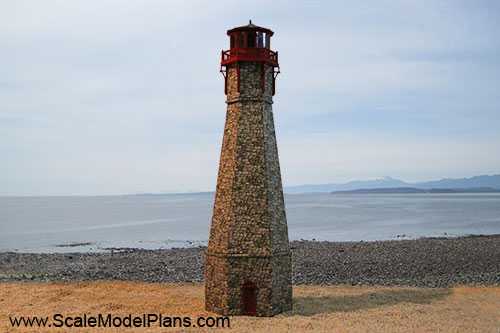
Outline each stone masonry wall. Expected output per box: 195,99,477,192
205,61,292,316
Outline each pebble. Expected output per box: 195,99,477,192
0,235,499,287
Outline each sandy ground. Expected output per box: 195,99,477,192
1,282,499,332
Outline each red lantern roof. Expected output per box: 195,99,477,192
227,20,274,36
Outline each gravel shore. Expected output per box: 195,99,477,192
1,235,499,287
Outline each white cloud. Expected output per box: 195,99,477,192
1,1,499,195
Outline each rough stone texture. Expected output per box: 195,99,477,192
205,61,292,316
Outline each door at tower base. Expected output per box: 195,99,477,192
205,254,292,316
205,22,292,317
241,281,257,315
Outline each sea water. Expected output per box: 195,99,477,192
1,193,499,253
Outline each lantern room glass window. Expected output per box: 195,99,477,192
247,31,256,47
239,32,245,48
257,32,264,48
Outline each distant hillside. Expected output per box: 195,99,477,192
284,177,408,193
284,174,500,194
415,175,500,189
331,187,500,194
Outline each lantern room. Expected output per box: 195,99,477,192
228,20,273,49
221,20,279,67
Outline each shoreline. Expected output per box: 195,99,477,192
2,232,494,254
1,234,499,287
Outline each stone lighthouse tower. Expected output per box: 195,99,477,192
205,21,292,317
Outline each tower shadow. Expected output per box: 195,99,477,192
289,288,452,316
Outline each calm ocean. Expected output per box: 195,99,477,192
1,193,500,253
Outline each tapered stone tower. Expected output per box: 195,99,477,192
205,21,292,317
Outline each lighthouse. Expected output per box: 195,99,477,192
205,21,292,316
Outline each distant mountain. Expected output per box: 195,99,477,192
415,175,500,189
332,187,500,194
284,174,500,194
333,187,426,194
285,176,411,193
335,177,409,190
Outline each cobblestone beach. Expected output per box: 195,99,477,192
1,235,499,287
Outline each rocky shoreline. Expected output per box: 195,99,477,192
1,235,499,287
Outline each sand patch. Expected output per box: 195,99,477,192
1,282,499,332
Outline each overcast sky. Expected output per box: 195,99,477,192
2,0,500,195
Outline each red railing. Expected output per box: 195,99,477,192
221,48,278,66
